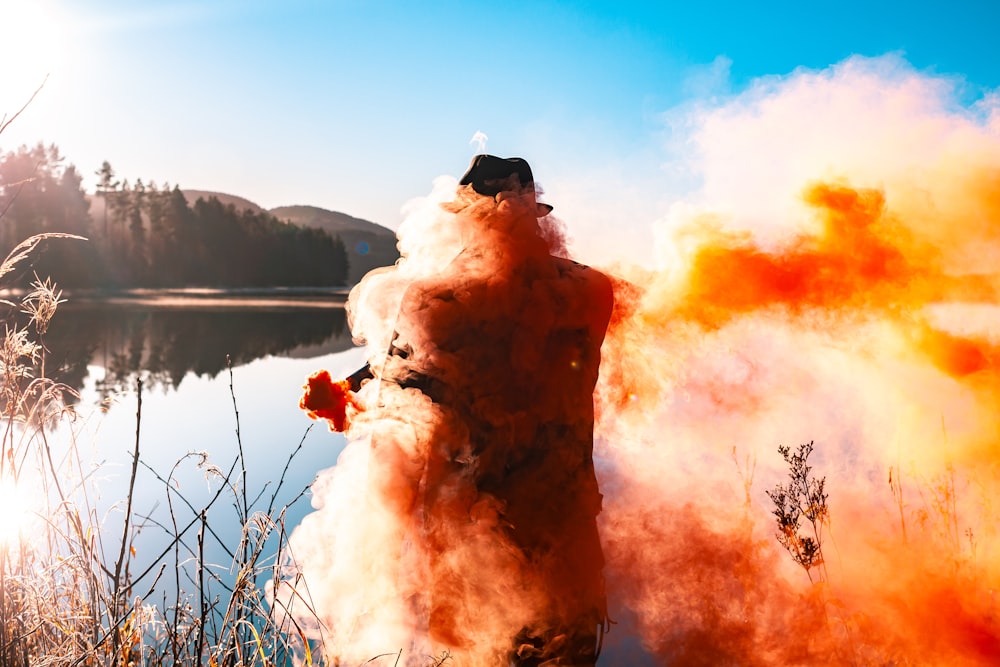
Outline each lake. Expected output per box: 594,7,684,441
44,293,361,506
37,296,653,665
30,296,362,655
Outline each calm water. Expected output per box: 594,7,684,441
40,301,364,618
43,301,652,664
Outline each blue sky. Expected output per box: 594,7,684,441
2,1,998,263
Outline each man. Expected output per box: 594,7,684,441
302,155,613,665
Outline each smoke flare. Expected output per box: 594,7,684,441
300,369,360,432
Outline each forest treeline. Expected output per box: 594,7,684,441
0,143,349,288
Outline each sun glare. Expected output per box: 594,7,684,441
0,475,32,546
0,1,65,107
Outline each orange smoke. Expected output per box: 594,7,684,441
668,183,920,334
279,56,1000,666
279,181,609,666
299,370,360,432
593,177,1000,662
591,56,1000,666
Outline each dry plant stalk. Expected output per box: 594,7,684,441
0,270,322,665
766,440,830,583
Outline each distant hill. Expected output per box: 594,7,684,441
88,189,399,286
183,190,266,215
269,205,399,285
89,190,270,230
182,192,399,285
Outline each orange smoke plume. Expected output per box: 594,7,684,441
278,55,1000,666
299,370,360,432
280,176,609,665
594,168,1000,662
591,56,1000,665
681,184,915,321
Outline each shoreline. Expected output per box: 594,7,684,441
20,286,352,310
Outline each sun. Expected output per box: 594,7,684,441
0,0,65,109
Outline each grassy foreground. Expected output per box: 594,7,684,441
0,238,321,666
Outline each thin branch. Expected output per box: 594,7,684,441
267,425,314,516
0,173,38,222
111,378,144,656
0,75,48,136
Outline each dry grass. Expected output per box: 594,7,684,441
0,86,323,664
0,241,322,666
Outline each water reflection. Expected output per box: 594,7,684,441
42,303,353,402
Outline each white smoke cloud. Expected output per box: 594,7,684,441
469,130,489,154
654,53,1000,261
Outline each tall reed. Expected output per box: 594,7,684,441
0,247,319,666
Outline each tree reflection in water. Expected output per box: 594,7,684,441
38,304,352,404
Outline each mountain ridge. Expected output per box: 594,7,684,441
181,190,400,285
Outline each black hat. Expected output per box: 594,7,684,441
459,154,553,216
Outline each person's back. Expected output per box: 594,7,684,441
381,160,613,663
295,155,613,665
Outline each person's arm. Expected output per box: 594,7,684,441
345,362,373,392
